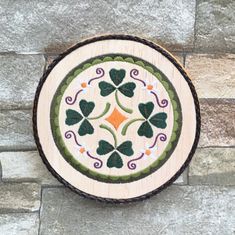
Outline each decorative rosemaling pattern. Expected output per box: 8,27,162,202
50,54,182,183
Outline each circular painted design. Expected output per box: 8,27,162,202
33,35,200,202
50,54,182,183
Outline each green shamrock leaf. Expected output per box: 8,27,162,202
79,99,95,117
109,69,126,86
116,141,134,156
96,138,134,169
107,151,123,168
138,102,154,119
97,140,114,155
65,109,83,126
118,82,136,97
99,69,136,99
149,112,167,129
78,119,94,136
65,99,96,136
98,68,136,113
137,102,167,138
98,81,116,96
137,121,153,138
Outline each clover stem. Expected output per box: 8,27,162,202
100,124,117,148
87,103,111,120
115,90,133,114
121,118,145,136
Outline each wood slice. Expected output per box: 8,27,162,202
33,35,200,203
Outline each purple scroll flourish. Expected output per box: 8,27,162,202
127,133,167,170
130,69,146,86
127,153,145,170
64,130,81,146
150,91,168,108
149,133,167,149
65,68,105,105
65,131,103,169
86,151,103,169
88,68,105,85
65,89,83,105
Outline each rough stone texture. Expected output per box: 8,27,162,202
40,186,235,235
189,148,235,185
0,109,35,150
199,99,235,147
0,183,41,212
186,54,235,98
0,55,45,109
0,213,39,235
0,1,234,232
45,55,58,69
173,174,184,185
0,0,196,53
195,0,235,53
0,151,60,186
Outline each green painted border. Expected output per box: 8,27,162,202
50,54,182,183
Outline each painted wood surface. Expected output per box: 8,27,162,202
33,35,200,202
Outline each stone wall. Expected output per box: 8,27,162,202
0,1,234,234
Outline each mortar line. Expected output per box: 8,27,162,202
183,53,186,67
0,160,2,182
0,147,37,153
43,55,48,73
193,0,199,51
0,211,39,215
197,146,235,149
38,186,43,235
0,209,40,214
0,107,33,111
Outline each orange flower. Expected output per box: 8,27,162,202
79,147,86,154
143,80,157,94
141,145,157,158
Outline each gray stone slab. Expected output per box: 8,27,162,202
195,0,235,53
40,186,235,235
0,109,35,150
0,183,41,212
199,99,235,147
0,213,39,235
186,54,235,98
0,0,196,53
0,55,45,109
189,148,235,185
0,151,61,186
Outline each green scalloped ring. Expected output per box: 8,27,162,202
50,54,182,183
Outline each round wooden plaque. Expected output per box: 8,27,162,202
33,35,200,202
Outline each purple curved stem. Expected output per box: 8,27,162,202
150,91,168,108
64,131,81,146
149,133,167,149
65,89,83,105
88,68,105,85
86,151,103,169
130,69,146,86
127,153,145,170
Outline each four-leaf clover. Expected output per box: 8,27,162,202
65,99,95,136
96,140,134,168
138,102,167,138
